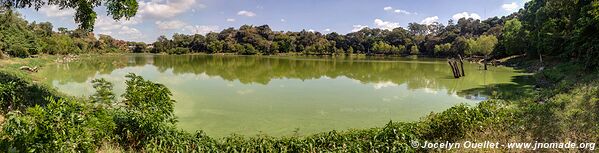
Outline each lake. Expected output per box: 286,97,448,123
35,54,523,137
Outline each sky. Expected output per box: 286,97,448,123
17,0,529,43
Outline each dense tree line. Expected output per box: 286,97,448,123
147,18,510,58
0,10,132,58
145,0,599,69
2,0,598,70
508,0,599,69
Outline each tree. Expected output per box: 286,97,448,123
408,23,428,35
466,35,498,70
129,42,147,53
466,35,498,56
501,19,527,55
434,43,452,56
207,40,224,53
371,41,395,54
242,44,258,55
2,0,138,30
410,45,419,55
153,35,171,53
396,45,406,55
347,46,354,55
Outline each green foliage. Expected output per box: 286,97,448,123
0,11,42,57
128,42,147,53
501,19,527,55
433,43,451,55
0,72,59,113
0,81,19,109
44,34,82,55
167,47,190,55
90,78,115,105
240,44,258,55
1,0,138,30
418,100,508,141
114,73,179,149
519,0,599,69
207,40,224,53
147,18,509,57
122,73,176,125
371,41,402,54
0,11,132,56
465,35,498,56
347,46,354,54
1,97,116,152
410,45,419,55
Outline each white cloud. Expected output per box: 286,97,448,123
118,26,141,35
384,6,414,15
185,25,220,35
452,12,481,20
351,25,368,32
374,19,400,30
280,19,286,22
324,28,331,32
394,9,412,15
237,10,256,17
39,5,75,17
138,0,196,18
94,15,144,40
421,16,439,25
502,2,519,12
226,18,236,22
155,20,187,30
97,26,143,40
308,29,315,32
95,16,142,31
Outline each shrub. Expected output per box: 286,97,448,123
114,73,179,149
418,100,508,141
410,46,419,55
0,72,59,113
0,98,115,152
90,78,115,106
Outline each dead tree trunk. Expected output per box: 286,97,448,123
448,60,458,78
483,55,488,70
448,59,463,78
453,61,461,78
458,55,465,76
448,57,467,79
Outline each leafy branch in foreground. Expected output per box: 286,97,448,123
90,78,115,106
0,0,138,30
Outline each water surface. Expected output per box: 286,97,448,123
36,54,523,137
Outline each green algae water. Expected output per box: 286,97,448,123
35,54,525,137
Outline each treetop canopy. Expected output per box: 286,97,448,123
0,0,138,30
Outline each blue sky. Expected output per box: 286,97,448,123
18,0,528,43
